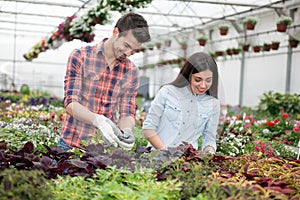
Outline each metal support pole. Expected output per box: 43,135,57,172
12,2,17,90
285,8,297,93
239,51,245,106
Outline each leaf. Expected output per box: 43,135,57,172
21,142,34,154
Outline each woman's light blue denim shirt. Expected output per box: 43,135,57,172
142,85,220,150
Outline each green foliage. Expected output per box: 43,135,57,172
20,84,30,95
242,17,257,25
257,91,300,117
0,169,52,200
277,15,292,25
50,167,182,200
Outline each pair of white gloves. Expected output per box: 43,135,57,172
92,115,135,150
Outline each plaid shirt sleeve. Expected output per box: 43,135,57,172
64,49,83,108
119,64,140,118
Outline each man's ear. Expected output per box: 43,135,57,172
113,27,119,36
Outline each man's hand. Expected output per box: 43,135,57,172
93,115,135,150
106,119,135,150
92,115,119,147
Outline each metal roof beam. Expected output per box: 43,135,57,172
1,0,83,8
0,19,56,27
165,0,282,8
0,10,66,19
139,11,216,19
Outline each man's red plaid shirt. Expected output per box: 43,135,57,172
60,40,139,147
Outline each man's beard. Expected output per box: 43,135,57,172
113,41,127,61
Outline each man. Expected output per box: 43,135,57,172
58,12,151,151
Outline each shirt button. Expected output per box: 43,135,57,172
191,100,193,102
187,110,189,113
183,122,185,125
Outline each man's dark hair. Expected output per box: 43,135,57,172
115,12,151,43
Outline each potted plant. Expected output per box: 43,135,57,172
147,43,154,51
196,36,208,46
276,15,292,32
164,39,171,47
226,48,233,56
242,17,257,30
215,50,224,57
289,37,299,48
271,41,280,50
232,48,241,55
241,43,250,52
180,41,188,50
252,45,261,53
263,43,271,52
218,24,229,36
155,42,162,50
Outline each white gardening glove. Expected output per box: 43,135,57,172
105,119,135,150
92,115,119,147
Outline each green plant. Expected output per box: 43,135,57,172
277,15,292,25
20,84,30,95
218,24,229,30
242,17,257,25
0,169,52,200
197,36,208,41
257,91,300,117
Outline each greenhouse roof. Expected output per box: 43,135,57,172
0,0,293,40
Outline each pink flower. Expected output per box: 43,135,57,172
293,127,300,133
244,123,252,129
254,146,262,151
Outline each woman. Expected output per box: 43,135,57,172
142,52,220,153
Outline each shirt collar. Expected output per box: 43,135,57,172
95,38,108,54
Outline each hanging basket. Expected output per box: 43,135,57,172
271,42,280,50
181,44,187,50
242,44,250,52
219,28,228,36
246,23,256,30
276,24,288,32
263,44,271,52
252,46,261,53
289,39,299,48
198,40,207,46
164,40,171,47
215,51,223,57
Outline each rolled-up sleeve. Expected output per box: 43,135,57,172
64,49,83,108
201,99,220,151
142,87,167,130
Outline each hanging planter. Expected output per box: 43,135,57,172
232,48,241,55
241,43,250,52
252,45,261,53
263,43,271,52
289,37,299,48
147,43,154,51
276,16,292,32
215,51,224,57
180,41,188,50
218,24,229,36
196,36,208,46
164,39,171,47
271,41,280,50
242,17,257,30
226,48,233,56
155,42,162,50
